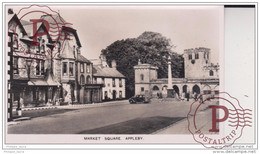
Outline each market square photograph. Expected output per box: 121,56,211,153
6,5,221,135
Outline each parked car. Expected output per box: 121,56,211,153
129,95,150,104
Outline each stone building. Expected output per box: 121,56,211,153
7,12,104,120
134,47,219,98
8,14,60,109
92,54,126,101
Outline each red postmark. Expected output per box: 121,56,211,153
187,91,252,149
8,5,73,63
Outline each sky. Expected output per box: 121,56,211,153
10,5,223,63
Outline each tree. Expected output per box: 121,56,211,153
102,31,184,98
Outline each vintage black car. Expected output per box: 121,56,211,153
129,95,150,104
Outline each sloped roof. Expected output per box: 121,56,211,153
134,63,158,70
23,23,41,37
93,65,125,78
77,54,91,63
59,39,75,59
62,26,82,47
8,14,27,35
20,20,31,26
40,14,68,26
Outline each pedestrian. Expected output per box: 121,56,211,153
194,92,198,100
200,94,203,103
187,91,190,101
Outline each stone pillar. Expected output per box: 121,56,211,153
167,56,174,98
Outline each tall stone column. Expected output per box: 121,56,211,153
167,56,174,98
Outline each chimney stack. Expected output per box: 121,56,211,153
99,53,108,67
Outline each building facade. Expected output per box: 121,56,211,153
92,54,126,101
7,12,106,121
134,47,219,99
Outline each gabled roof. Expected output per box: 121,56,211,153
59,39,75,59
23,22,54,43
62,26,82,47
77,54,91,63
20,20,31,25
8,14,27,35
40,14,82,46
93,65,125,78
40,14,67,26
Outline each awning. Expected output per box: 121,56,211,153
28,79,60,86
84,84,103,89
27,69,60,86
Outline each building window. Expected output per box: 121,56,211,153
119,91,122,99
209,70,214,76
36,45,40,54
140,74,144,81
41,61,45,75
86,75,91,84
153,86,159,91
80,75,85,85
62,62,67,76
86,64,90,73
141,87,144,92
104,91,108,100
41,45,45,54
80,63,84,73
102,78,105,86
195,53,199,59
69,62,74,76
188,54,192,60
112,78,116,87
119,78,122,87
36,60,44,75
13,57,19,74
93,77,97,84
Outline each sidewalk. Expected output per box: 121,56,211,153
14,99,129,111
154,105,212,134
57,99,129,109
10,100,129,122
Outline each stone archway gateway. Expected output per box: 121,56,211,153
153,85,159,91
192,85,200,94
182,85,187,93
173,85,179,95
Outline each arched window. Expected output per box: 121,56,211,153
80,75,85,85
173,85,180,95
86,75,91,84
209,70,214,76
192,85,201,94
182,85,187,93
153,86,159,91
188,54,192,60
41,45,45,53
140,74,144,81
195,53,199,59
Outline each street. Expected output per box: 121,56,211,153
8,99,212,134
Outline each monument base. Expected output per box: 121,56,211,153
167,89,174,98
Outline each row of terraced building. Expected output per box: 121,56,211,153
7,13,126,121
